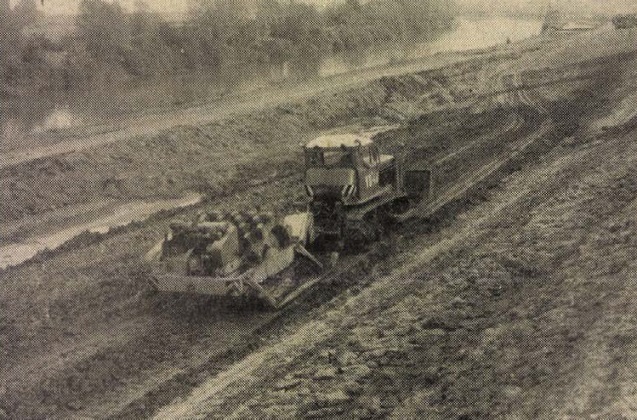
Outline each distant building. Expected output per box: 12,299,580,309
542,5,563,33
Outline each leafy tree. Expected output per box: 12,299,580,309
126,2,174,77
3,0,457,98
0,1,20,88
76,0,131,63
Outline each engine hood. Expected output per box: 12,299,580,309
305,168,356,186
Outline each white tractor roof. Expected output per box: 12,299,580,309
305,134,373,149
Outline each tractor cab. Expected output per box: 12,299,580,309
304,134,397,206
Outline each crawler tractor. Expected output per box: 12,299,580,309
146,132,431,308
304,134,431,249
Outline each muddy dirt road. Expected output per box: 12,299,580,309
1,27,637,419
150,35,637,419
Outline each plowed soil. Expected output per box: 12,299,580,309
1,26,637,419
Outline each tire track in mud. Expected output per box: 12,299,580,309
511,72,549,114
432,113,524,167
102,110,559,419
72,308,278,418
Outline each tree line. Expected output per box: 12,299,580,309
0,0,455,97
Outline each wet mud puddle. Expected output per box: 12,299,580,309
0,193,202,269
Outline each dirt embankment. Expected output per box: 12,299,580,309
1,27,637,419
151,38,637,419
0,63,461,224
3,27,629,227
0,55,529,417
2,42,549,230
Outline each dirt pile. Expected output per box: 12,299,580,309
152,50,637,418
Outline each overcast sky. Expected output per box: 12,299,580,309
10,0,339,14
10,0,637,16
11,0,189,14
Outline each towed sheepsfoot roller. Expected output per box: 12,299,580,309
144,210,322,309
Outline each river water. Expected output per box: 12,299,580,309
0,16,542,150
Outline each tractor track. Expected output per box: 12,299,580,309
12,102,555,419
83,105,558,419
432,113,525,167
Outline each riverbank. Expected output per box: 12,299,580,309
0,0,453,106
0,193,201,269
0,39,539,224
0,16,542,155
0,24,615,269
